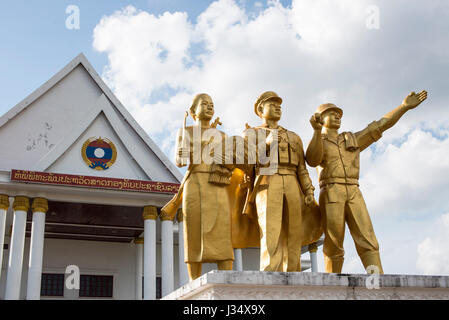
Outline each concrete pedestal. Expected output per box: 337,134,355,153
162,270,449,300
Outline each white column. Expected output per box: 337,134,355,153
160,211,174,297
5,196,30,300
134,238,144,300
0,195,10,282
234,249,243,271
143,206,157,300
177,210,188,287
26,198,48,300
309,243,318,272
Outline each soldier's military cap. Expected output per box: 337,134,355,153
316,103,343,118
254,91,283,117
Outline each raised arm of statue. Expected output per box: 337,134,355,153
356,90,428,151
377,90,428,133
306,113,324,167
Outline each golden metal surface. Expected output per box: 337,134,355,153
142,206,158,220
306,90,428,274
0,195,9,211
172,93,235,280
308,243,318,253
239,91,322,272
159,210,175,221
31,197,48,213
163,90,428,278
134,237,144,245
176,209,183,223
12,196,30,212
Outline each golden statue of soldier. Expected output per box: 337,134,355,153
162,91,321,279
162,88,427,280
239,91,322,272
306,90,428,274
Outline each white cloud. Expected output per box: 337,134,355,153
289,0,367,55
311,125,449,275
93,0,449,144
349,126,449,275
93,6,194,112
417,213,449,275
92,0,449,274
359,126,449,218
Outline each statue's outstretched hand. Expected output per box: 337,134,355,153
402,90,427,109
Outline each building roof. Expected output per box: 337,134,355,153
0,53,182,183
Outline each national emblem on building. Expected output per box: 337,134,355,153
81,137,117,170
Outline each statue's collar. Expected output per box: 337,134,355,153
257,124,286,131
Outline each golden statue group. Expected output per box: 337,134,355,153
161,89,428,280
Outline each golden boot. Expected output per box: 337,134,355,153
324,256,344,273
360,251,384,274
187,262,202,280
217,260,233,270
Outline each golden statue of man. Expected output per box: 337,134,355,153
306,90,428,274
242,91,318,272
164,93,234,280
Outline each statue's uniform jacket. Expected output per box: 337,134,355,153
317,121,384,272
244,125,315,272
181,126,234,264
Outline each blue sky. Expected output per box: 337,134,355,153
1,0,449,275
0,0,289,113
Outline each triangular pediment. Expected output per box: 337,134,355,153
0,54,182,183
46,110,149,180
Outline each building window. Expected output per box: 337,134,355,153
41,273,64,297
80,275,113,298
142,276,162,299
156,276,162,299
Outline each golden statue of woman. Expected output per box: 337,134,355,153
171,93,234,280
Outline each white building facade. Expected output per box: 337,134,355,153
0,54,320,300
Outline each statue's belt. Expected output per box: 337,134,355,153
319,178,359,188
255,165,297,175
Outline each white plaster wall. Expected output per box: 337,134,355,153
0,238,135,300
109,104,180,183
0,65,102,171
0,201,15,298
0,238,305,299
48,112,148,180
1,237,138,300
0,238,29,300
0,236,11,298
41,238,137,300
0,219,304,300
0,63,180,183
0,236,188,300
